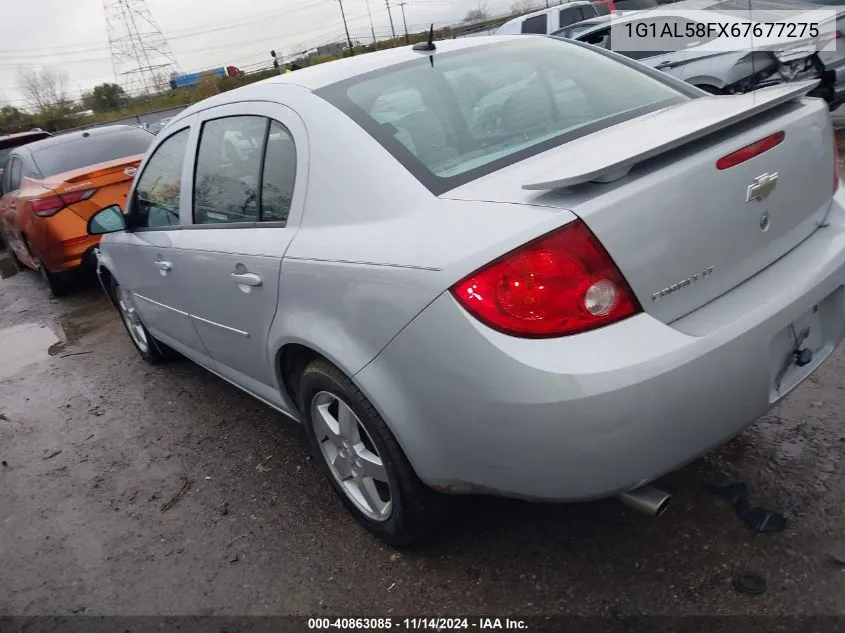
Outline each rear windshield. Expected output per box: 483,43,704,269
32,128,153,177
317,38,686,194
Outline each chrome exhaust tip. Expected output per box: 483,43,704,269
618,485,671,517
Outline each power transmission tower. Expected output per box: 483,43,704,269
103,0,180,95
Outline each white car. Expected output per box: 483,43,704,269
497,2,604,35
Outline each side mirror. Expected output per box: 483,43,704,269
88,205,127,235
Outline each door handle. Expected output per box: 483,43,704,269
231,272,262,287
156,260,173,271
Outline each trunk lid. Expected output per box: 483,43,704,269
48,153,143,193
443,85,836,324
46,154,143,222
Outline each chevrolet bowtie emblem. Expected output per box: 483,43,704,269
746,172,778,203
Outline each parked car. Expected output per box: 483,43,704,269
554,9,828,97
496,2,603,35
497,0,659,34
593,0,660,12
0,125,153,295
0,129,51,184
88,35,845,546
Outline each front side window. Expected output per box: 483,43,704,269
133,128,189,229
559,7,582,28
522,14,548,33
194,116,267,224
319,38,686,194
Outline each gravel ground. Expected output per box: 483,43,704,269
0,244,844,621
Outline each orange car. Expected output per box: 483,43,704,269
0,125,153,295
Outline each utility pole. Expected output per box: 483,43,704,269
364,0,378,49
399,2,410,44
337,0,355,56
385,0,398,42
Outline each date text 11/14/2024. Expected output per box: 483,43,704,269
307,618,529,630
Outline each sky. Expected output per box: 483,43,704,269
0,0,516,109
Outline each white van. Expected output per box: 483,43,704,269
496,2,601,35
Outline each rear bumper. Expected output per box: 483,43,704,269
43,235,101,273
355,194,845,501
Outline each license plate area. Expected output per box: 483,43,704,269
769,287,844,403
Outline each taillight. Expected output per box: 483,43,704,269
450,220,641,338
716,132,785,170
834,137,841,194
31,189,97,217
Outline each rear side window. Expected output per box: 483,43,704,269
193,116,267,225
521,14,548,33
31,128,153,178
261,121,297,223
559,7,584,28
319,38,686,195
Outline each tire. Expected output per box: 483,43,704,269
34,255,72,297
299,358,435,547
7,246,22,270
111,278,174,364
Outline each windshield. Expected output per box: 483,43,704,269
32,127,153,178
317,38,686,194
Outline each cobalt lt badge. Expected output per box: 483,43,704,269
746,172,778,203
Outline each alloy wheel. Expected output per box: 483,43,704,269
310,391,392,521
116,285,149,354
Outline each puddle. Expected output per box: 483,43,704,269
0,322,64,380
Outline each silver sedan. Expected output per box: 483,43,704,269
88,35,845,545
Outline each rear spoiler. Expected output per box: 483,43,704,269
522,80,820,191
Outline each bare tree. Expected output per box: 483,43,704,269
464,7,488,22
17,67,69,111
151,70,173,94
